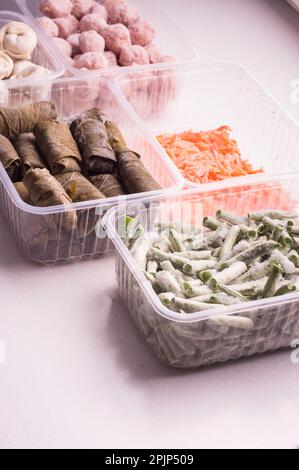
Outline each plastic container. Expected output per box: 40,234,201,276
113,61,299,190
0,76,183,264
0,10,64,102
103,174,299,368
17,0,198,78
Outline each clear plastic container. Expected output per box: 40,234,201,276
0,76,183,264
17,0,198,78
0,10,64,102
103,174,299,368
113,61,299,190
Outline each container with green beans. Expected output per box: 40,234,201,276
103,180,299,368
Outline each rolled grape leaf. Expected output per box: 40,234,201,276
0,101,57,140
105,120,161,194
0,134,21,182
33,120,82,175
89,174,126,198
23,168,77,235
55,172,105,203
14,133,46,177
70,108,116,175
14,181,32,204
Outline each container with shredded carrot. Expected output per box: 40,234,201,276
157,126,263,184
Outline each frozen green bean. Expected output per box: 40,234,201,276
262,263,282,299
220,225,240,259
249,210,298,222
209,262,247,287
216,210,249,226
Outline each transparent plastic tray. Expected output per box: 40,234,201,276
113,61,299,190
0,76,183,264
17,0,198,78
0,9,64,102
103,174,299,368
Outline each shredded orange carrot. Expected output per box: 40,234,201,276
157,126,263,184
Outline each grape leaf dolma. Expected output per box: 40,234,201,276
33,120,82,175
105,121,161,194
14,182,32,204
23,168,77,236
55,172,106,239
70,109,116,175
55,172,105,203
0,101,57,140
89,174,126,198
15,133,46,177
0,135,21,182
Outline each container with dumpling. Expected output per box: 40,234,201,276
0,10,64,105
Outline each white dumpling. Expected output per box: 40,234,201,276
10,60,33,79
13,64,51,79
0,50,13,79
0,21,38,60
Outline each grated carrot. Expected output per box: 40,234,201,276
157,126,263,184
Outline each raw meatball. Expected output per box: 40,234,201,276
79,30,105,53
71,0,96,19
104,50,117,66
118,45,149,66
74,51,108,69
79,13,107,34
52,37,72,56
108,4,140,26
40,0,73,19
129,19,155,46
36,16,59,38
53,15,79,38
67,33,80,56
101,0,125,14
90,3,108,21
145,44,162,63
102,24,131,55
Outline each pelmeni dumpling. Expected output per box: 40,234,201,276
14,64,52,79
0,22,38,60
0,50,13,79
10,60,33,79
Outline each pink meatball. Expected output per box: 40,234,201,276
79,30,105,53
79,13,108,34
129,19,155,46
40,0,73,18
145,44,162,64
90,3,108,21
36,16,59,37
54,15,79,38
71,0,96,19
104,50,117,66
118,45,149,66
67,33,81,56
101,0,125,14
52,37,72,57
108,4,140,26
74,52,108,69
102,24,131,55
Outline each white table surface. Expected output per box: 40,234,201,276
1,0,299,450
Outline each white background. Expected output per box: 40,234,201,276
1,0,299,449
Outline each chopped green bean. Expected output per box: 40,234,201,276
220,225,240,259
262,263,282,298
216,210,249,226
203,216,222,230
